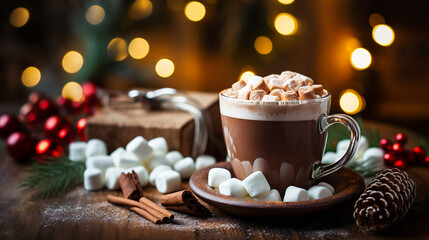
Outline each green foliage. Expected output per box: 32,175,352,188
19,157,85,200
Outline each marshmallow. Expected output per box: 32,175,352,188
282,78,304,92
112,150,141,169
85,139,107,158
269,88,285,99
149,165,172,186
249,90,267,101
222,88,238,98
313,84,323,96
268,78,284,90
237,84,251,96
174,157,196,179
317,182,335,194
219,178,247,198
242,171,271,198
322,152,338,164
238,89,251,100
110,147,126,159
69,141,87,162
251,78,270,93
284,186,309,202
195,155,216,170
105,167,125,190
246,75,262,87
232,80,247,91
126,166,149,186
298,86,316,100
148,152,171,171
263,74,279,81
262,95,279,102
126,136,153,161
279,71,296,80
208,168,231,188
155,170,182,194
83,168,103,191
148,137,168,155
86,155,114,173
165,151,184,165
308,185,333,200
253,189,282,202
280,90,299,101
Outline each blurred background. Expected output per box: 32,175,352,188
1,0,429,135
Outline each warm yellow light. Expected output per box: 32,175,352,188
339,89,364,115
184,1,206,22
107,38,128,61
129,0,153,20
128,38,150,59
369,13,385,28
62,51,84,74
372,24,395,47
350,48,372,70
278,0,295,5
345,38,361,53
167,0,183,11
62,82,83,102
254,36,273,55
21,67,41,87
274,13,297,35
10,7,30,28
155,59,175,78
86,5,105,25
239,71,255,81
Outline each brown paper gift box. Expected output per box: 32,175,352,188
86,90,226,159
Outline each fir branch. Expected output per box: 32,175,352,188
19,156,85,200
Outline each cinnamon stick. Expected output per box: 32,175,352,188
106,195,168,223
119,171,143,201
139,197,174,222
130,207,162,224
160,190,211,217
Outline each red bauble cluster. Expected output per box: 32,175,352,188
0,82,100,162
380,133,428,169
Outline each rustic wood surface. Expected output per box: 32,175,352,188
0,123,429,239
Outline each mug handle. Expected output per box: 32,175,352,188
311,114,361,180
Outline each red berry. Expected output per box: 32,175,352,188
19,103,42,126
379,138,392,152
413,146,427,162
28,92,46,105
383,153,395,165
82,82,97,98
395,133,408,145
424,156,429,166
6,132,34,161
38,99,58,119
44,116,64,138
392,143,404,153
406,150,417,164
394,160,407,169
0,114,22,139
76,118,87,141
36,139,52,155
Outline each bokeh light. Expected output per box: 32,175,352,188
128,38,150,59
184,1,206,22
372,24,395,47
369,13,385,28
9,7,30,28
254,36,273,55
274,13,297,35
62,82,84,102
62,51,84,73
278,0,295,5
21,66,41,87
339,89,365,114
86,5,105,25
239,71,255,81
350,48,372,70
129,0,153,20
155,59,175,78
107,38,128,61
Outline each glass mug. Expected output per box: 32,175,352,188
219,91,360,195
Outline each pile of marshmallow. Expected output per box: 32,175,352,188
69,136,216,194
208,168,334,202
322,136,385,176
222,71,327,101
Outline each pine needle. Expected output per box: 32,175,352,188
19,157,85,200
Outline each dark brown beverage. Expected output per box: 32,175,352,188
221,115,327,194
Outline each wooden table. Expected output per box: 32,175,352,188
0,123,429,239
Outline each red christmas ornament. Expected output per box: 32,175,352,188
383,153,395,165
6,132,34,161
394,160,407,169
19,103,42,126
0,114,22,139
44,115,64,139
57,126,75,144
395,133,408,145
76,118,87,141
424,156,429,166
392,143,404,153
413,146,427,162
82,82,97,99
406,150,417,164
28,92,46,105
38,99,58,119
379,138,392,153
35,139,64,162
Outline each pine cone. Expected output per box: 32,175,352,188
353,168,416,231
